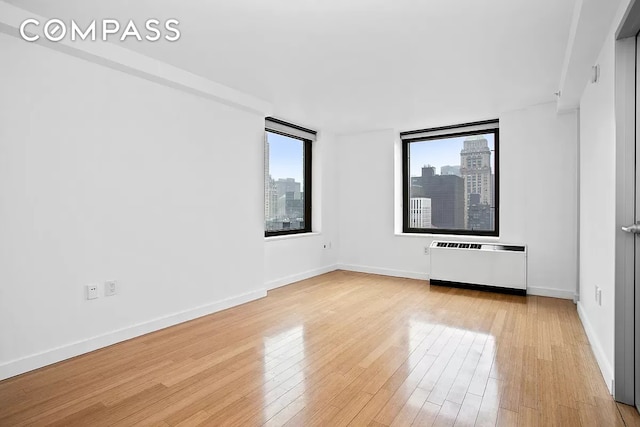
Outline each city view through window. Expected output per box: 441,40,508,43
264,131,306,233
408,133,496,233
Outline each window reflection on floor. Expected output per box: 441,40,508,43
262,326,306,421
407,319,496,406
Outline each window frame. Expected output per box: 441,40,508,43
264,127,313,238
401,121,500,237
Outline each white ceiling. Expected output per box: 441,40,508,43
6,0,578,133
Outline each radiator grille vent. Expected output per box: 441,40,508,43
435,242,481,249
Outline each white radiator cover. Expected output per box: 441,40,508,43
429,241,527,291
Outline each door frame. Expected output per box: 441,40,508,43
614,0,640,405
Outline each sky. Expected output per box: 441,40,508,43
409,133,495,176
267,132,304,184
266,131,495,183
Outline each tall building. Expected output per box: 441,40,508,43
441,165,461,176
264,134,271,220
274,178,301,200
409,197,432,228
264,135,278,223
277,191,304,225
271,178,304,229
460,136,493,230
467,193,492,230
411,166,464,229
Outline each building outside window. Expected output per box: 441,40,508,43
264,118,314,237
401,120,499,236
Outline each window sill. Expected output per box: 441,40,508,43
394,233,500,242
265,232,321,242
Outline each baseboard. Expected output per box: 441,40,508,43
577,301,614,394
337,264,429,281
338,265,573,299
264,264,338,290
527,286,576,300
0,288,267,381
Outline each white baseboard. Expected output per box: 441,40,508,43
337,264,429,281
0,288,266,381
339,264,576,299
264,264,338,290
527,286,576,300
339,265,577,300
577,302,614,394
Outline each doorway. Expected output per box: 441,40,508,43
616,8,640,407
636,31,640,412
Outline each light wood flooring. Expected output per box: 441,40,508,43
1,270,639,426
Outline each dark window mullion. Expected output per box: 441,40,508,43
303,139,312,233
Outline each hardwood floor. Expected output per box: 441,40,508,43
1,270,639,426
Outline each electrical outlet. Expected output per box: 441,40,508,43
86,284,99,300
424,246,429,255
105,280,117,297
323,242,332,250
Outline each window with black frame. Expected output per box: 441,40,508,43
401,120,499,236
264,118,314,237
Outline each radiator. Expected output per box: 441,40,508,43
429,241,527,294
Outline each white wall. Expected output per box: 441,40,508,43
0,34,266,379
500,104,579,297
264,131,340,289
337,103,579,299
576,29,618,394
573,0,635,395
337,129,431,280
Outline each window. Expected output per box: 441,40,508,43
401,120,499,236
264,118,314,237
